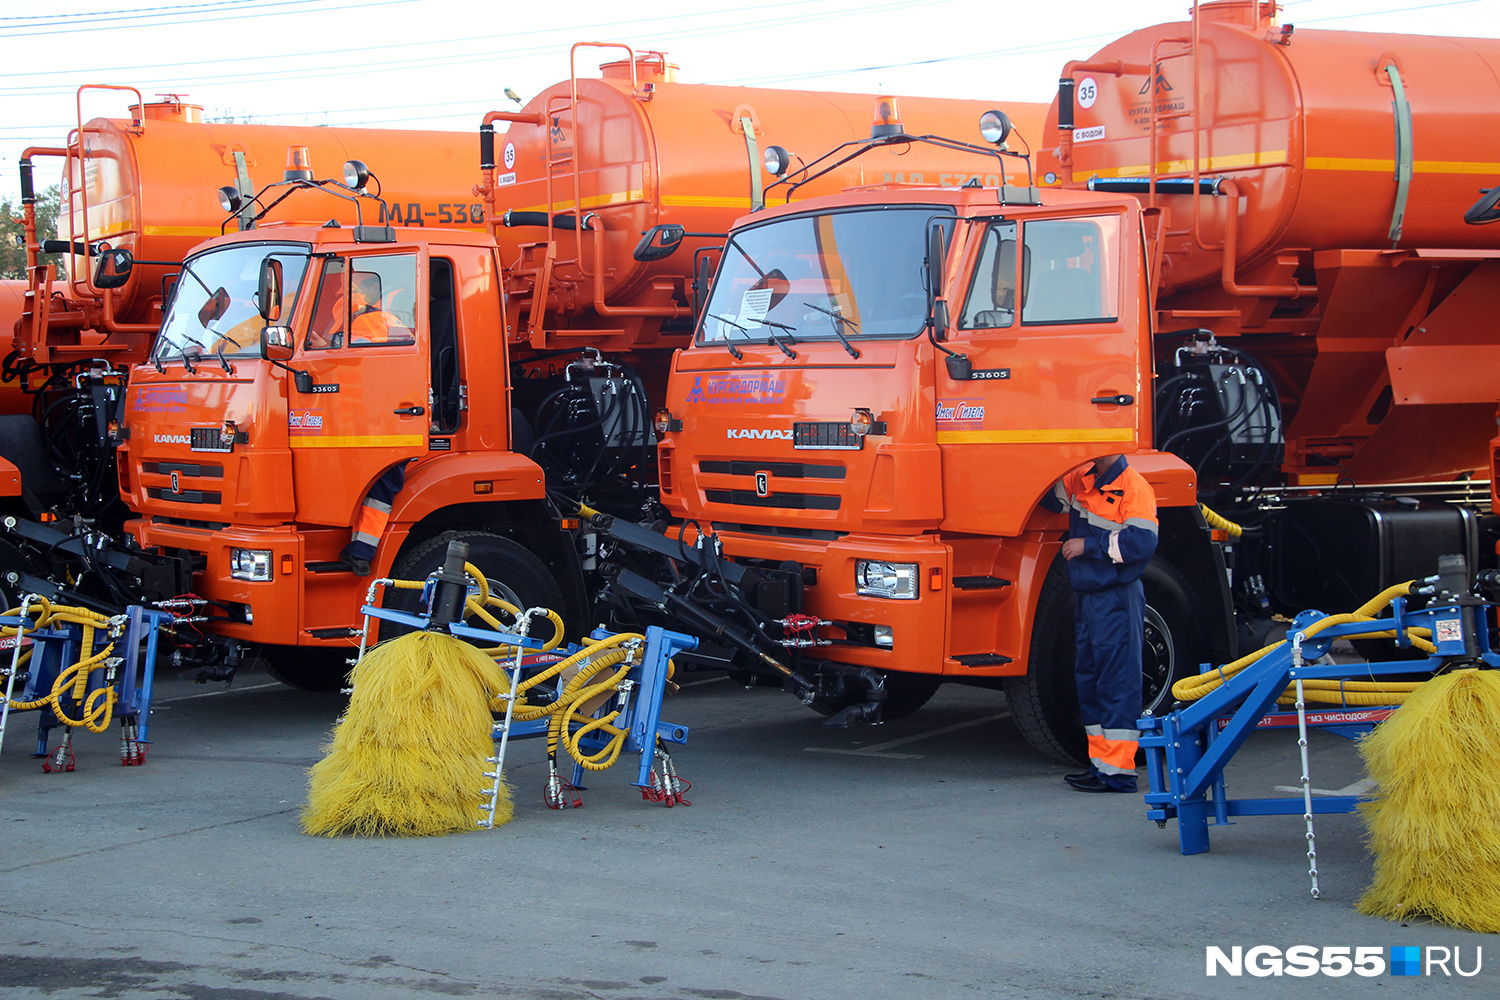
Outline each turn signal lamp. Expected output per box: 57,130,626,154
849,408,874,436
284,145,314,181
654,408,680,434
871,96,904,138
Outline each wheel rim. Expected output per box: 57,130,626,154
1140,604,1175,716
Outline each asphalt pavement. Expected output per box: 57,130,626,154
1,662,1493,999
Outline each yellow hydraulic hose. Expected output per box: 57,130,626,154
1172,581,1439,706
384,562,652,773
1200,503,1243,539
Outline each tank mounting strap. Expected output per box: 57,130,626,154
1386,64,1412,243
741,115,763,213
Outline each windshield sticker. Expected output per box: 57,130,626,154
684,373,789,405
133,387,189,413
936,399,986,427
737,288,773,326
289,410,326,435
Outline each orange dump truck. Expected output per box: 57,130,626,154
101,47,1041,686
645,1,1500,758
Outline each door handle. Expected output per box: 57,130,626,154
393,406,425,416
1090,394,1134,406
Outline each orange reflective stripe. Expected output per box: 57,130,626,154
353,502,392,538
1092,736,1137,774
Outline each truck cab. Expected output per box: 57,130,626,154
655,184,1226,756
119,223,580,688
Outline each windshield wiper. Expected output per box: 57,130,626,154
802,301,861,358
706,313,748,359
749,317,797,359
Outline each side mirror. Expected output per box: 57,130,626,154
260,324,294,362
926,223,947,303
93,248,134,290
258,257,284,322
198,287,231,327
633,224,686,262
749,267,790,312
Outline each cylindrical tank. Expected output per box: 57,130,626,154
495,52,1048,311
1,280,30,415
1039,1,1500,291
53,95,487,321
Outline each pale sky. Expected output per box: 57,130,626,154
3,0,1499,204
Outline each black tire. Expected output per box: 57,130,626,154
384,530,566,643
265,646,353,692
1004,556,1202,764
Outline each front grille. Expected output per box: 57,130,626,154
190,427,234,453
705,489,839,510
794,422,863,451
146,487,223,505
153,516,230,530
143,461,224,478
699,460,846,480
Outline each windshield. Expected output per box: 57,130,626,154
698,207,950,347
155,242,310,363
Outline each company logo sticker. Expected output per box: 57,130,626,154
134,387,189,413
289,411,325,435
153,433,190,444
685,373,790,405
936,399,986,426
754,471,770,497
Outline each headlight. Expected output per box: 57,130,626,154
855,560,919,600
230,548,274,582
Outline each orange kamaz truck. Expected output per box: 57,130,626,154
102,49,1041,687
642,1,1500,757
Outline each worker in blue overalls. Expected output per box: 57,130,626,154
1045,454,1159,793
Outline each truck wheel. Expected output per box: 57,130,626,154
1004,556,1201,765
384,530,566,643
266,647,353,692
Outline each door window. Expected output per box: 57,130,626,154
303,254,419,350
958,221,1019,330
1021,216,1120,325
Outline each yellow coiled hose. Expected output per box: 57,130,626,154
1171,581,1438,707
384,562,661,771
4,598,122,733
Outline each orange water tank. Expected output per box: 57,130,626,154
51,93,487,323
493,49,1047,313
1039,1,1500,292
1,280,30,415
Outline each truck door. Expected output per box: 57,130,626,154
290,251,431,527
937,214,1142,536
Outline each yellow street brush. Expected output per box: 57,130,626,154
1358,667,1500,933
302,540,515,837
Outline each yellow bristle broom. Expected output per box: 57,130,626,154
302,540,530,837
1357,667,1500,933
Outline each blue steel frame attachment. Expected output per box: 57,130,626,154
0,597,174,766
1140,595,1499,859
354,573,698,815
